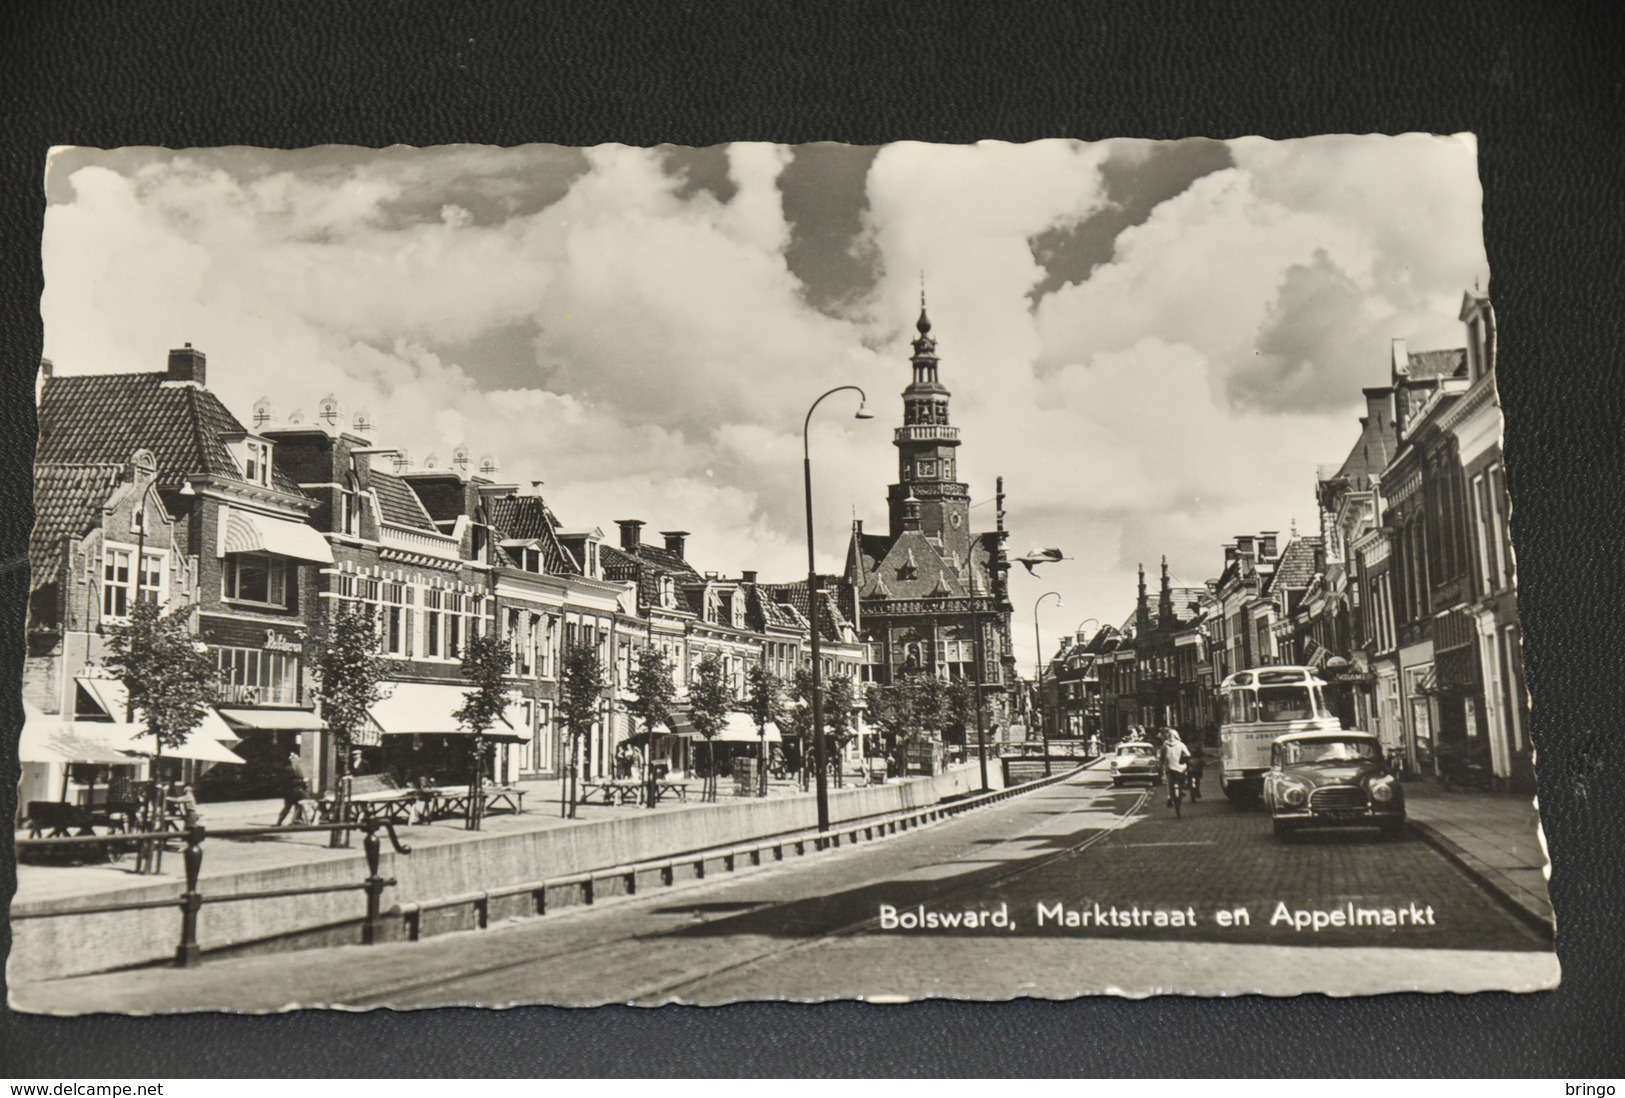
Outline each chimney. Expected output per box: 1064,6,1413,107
616,519,645,551
1235,535,1255,559
741,570,758,585
167,343,207,387
661,530,689,559
1391,338,1409,380
1223,543,1238,564
1258,531,1279,559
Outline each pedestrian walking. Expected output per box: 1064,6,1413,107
275,751,310,826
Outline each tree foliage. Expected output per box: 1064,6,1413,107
746,663,780,734
314,603,392,761
865,671,944,774
627,646,676,735
558,642,605,742
105,598,216,755
557,641,605,818
688,653,733,800
455,631,514,829
687,652,732,741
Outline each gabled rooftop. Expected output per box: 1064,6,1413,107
36,370,303,495
30,463,125,592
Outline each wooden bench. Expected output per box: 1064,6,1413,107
321,773,417,825
417,785,527,822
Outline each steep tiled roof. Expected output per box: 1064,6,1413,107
1406,348,1467,380
1270,537,1323,593
369,470,439,533
766,580,853,641
487,495,580,575
36,372,302,494
30,464,124,591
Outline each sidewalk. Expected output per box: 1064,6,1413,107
1401,778,1554,931
12,769,909,906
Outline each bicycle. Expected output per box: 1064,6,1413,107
1166,767,1188,818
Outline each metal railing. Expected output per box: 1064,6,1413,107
14,821,411,968
396,761,1089,940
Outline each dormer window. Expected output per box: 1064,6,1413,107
659,575,675,608
237,439,273,487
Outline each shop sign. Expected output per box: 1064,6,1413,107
264,629,303,653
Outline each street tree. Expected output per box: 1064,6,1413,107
312,603,393,845
104,598,217,829
745,663,781,796
556,641,605,818
823,673,858,787
943,677,978,763
866,671,944,778
687,652,732,802
454,631,514,831
626,645,676,808
783,666,814,788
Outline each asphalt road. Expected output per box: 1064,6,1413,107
13,761,1558,1012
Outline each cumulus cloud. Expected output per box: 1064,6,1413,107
40,137,1489,669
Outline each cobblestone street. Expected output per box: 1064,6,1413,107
13,760,1556,1012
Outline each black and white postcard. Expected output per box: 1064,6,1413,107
12,137,1557,1010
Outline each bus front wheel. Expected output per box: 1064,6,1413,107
1223,780,1255,808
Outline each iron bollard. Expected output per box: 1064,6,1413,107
174,824,206,967
362,824,386,945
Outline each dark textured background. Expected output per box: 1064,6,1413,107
2,0,1622,1078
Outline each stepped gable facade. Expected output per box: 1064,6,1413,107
843,303,1016,732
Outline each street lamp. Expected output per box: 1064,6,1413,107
1033,591,1062,776
1075,617,1100,639
805,385,872,834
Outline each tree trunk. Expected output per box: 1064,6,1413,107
329,736,351,848
466,734,484,831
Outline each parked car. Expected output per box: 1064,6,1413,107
1109,742,1160,787
1263,729,1406,840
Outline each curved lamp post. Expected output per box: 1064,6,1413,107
805,385,872,833
1033,591,1062,776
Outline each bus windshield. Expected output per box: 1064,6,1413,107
1223,684,1333,724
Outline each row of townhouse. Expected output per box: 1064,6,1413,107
1046,289,1522,783
24,345,864,809
1280,291,1528,790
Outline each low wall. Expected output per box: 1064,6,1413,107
10,767,981,983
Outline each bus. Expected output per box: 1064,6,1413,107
1216,666,1341,805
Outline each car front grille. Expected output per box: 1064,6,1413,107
1310,786,1368,812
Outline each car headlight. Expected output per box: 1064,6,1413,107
1370,777,1396,802
1281,782,1309,807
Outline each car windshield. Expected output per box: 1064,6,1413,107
1118,745,1154,758
1280,739,1379,765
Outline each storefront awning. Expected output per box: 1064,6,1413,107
19,703,139,765
23,702,245,765
217,707,327,732
718,713,781,744
125,730,247,765
221,507,334,563
75,677,239,743
658,711,779,743
367,682,531,743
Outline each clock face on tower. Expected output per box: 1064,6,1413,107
949,512,963,529
918,459,937,478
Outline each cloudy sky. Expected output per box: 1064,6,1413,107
40,136,1488,670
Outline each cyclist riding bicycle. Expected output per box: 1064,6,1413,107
1161,728,1191,809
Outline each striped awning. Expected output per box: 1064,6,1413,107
221,507,334,563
